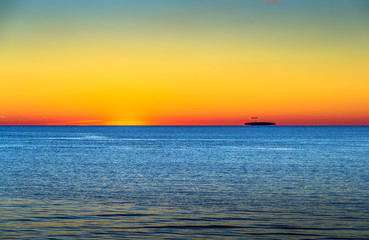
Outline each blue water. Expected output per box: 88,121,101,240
0,126,368,239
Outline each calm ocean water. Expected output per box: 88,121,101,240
0,126,368,239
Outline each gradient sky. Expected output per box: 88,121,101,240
1,0,368,125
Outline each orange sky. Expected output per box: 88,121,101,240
1,0,368,125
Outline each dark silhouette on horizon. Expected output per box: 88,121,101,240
245,121,276,126
245,117,276,125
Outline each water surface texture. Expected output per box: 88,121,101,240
1,126,369,239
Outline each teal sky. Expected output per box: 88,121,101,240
1,1,368,59
1,0,368,61
1,1,368,36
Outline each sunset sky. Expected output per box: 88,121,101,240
1,0,368,125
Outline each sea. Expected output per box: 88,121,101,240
0,126,368,239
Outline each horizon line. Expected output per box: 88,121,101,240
1,124,369,127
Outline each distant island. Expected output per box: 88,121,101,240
244,121,276,126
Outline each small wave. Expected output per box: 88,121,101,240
144,224,237,229
0,144,25,148
37,137,259,142
41,136,116,141
256,147,296,151
94,213,154,217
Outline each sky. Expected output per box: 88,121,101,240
0,0,368,125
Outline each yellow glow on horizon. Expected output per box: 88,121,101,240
103,120,149,126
